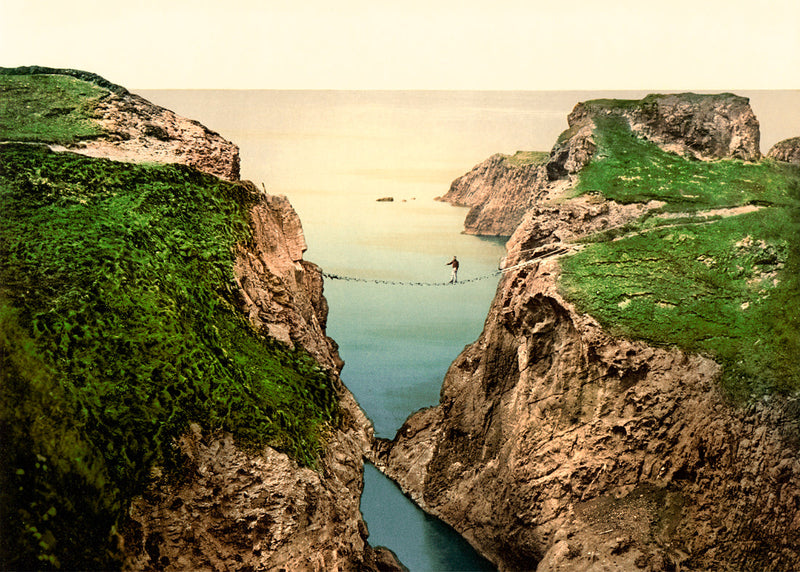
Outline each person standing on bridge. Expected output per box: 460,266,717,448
446,256,459,284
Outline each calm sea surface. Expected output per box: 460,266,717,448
141,89,799,571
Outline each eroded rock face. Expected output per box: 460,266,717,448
373,94,796,571
438,154,550,236
768,136,800,164
504,195,664,258
63,89,240,181
373,255,800,571
98,91,397,569
232,186,343,371
545,120,598,180
121,185,403,571
573,93,761,162
124,391,392,572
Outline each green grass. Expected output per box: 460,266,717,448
502,150,549,168
0,144,339,569
0,66,129,94
558,113,800,400
572,115,793,210
0,73,108,144
573,97,643,113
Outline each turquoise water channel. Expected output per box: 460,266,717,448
322,235,503,570
143,90,537,570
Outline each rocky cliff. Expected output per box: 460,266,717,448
768,136,800,164
567,93,761,163
374,253,799,571
2,66,240,180
438,152,550,236
105,91,397,571
123,187,396,571
124,395,390,572
373,94,800,571
1,68,396,571
233,190,343,371
443,93,762,237
75,89,241,181
67,90,240,181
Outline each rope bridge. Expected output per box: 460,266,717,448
321,246,571,287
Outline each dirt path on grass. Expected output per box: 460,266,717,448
659,204,763,220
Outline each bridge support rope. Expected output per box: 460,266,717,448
320,246,571,287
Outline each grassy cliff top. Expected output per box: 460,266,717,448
573,115,786,211
558,115,800,400
0,67,117,145
0,65,129,93
0,70,337,569
575,92,746,113
502,150,549,168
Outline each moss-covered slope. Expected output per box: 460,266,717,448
558,110,800,399
0,72,337,570
0,69,108,145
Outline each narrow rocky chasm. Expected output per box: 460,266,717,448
123,186,400,571
9,73,799,571
373,94,800,571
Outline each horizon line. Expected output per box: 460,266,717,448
132,87,800,93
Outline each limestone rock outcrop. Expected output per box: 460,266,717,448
438,153,550,236
443,93,762,237
768,136,800,164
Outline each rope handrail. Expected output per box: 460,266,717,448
320,270,501,287
321,246,571,287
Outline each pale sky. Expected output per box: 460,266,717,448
1,0,799,90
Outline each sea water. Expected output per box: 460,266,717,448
140,89,799,571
